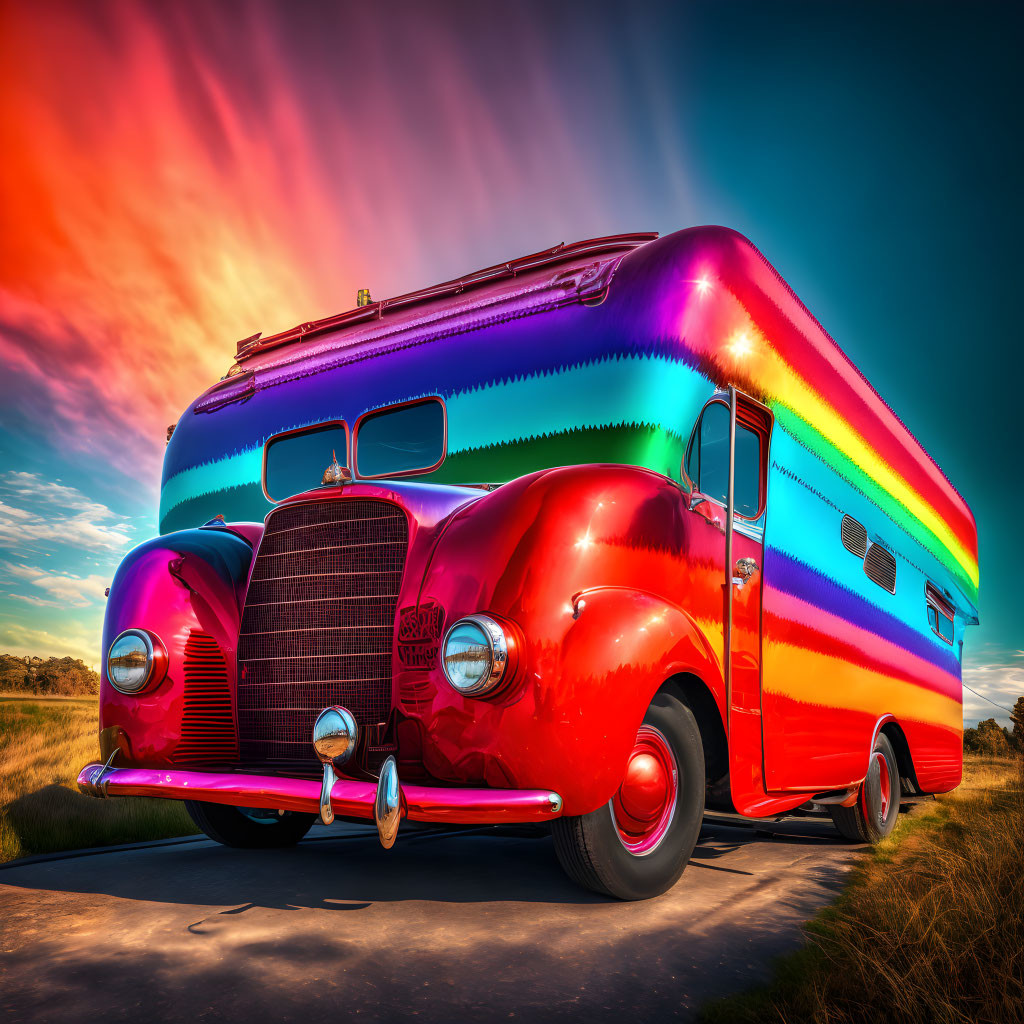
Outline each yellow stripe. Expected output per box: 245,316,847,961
762,639,962,733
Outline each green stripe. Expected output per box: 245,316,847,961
425,423,686,485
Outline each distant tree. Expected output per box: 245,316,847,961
0,654,29,691
0,654,100,696
33,656,100,695
965,718,1012,758
1010,696,1024,752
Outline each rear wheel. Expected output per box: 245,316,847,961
185,801,317,848
552,691,705,900
829,732,900,843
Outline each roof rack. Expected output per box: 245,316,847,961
234,232,658,361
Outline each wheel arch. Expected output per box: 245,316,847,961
879,719,921,795
659,672,728,788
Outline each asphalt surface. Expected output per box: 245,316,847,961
0,812,862,1023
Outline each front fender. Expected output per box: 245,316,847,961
411,586,724,816
99,528,254,765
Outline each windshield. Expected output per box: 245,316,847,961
355,399,445,478
263,422,348,501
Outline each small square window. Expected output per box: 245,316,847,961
925,585,954,644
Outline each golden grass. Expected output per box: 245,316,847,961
701,755,1024,1024
0,694,196,863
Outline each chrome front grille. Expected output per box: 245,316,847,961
236,499,408,768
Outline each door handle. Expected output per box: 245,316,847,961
732,557,759,585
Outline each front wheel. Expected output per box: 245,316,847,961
552,691,705,900
829,732,900,843
185,801,317,848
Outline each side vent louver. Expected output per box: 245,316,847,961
841,515,867,558
864,543,897,594
172,631,237,765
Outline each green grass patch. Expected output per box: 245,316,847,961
0,693,197,863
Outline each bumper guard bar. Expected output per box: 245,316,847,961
77,762,564,828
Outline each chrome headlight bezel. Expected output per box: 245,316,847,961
106,628,167,695
441,614,510,697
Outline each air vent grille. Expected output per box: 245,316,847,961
172,631,237,765
841,515,868,558
864,543,897,594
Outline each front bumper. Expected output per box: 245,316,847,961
76,762,564,825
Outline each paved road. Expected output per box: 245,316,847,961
0,813,862,1023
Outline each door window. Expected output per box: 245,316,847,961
685,401,763,518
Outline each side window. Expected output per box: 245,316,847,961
685,401,762,518
926,585,955,644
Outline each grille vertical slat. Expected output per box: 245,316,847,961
236,499,408,767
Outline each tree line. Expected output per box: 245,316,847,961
0,653,99,695
963,697,1024,757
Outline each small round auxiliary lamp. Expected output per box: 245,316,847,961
312,706,359,826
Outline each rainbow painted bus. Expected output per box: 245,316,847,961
80,227,978,899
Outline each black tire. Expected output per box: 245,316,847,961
552,691,705,900
185,800,317,849
829,732,901,843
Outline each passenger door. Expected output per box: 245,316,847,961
684,392,772,812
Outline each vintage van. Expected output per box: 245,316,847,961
79,227,979,900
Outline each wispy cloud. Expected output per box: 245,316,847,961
0,472,133,552
962,649,1024,727
2,562,109,608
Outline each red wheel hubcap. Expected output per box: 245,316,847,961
611,725,678,855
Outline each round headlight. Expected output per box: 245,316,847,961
441,614,510,696
107,629,165,694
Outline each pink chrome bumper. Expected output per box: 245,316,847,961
76,762,563,825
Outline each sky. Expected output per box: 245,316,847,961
0,0,1021,724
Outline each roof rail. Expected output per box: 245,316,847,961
235,232,658,361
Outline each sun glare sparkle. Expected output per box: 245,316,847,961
729,331,754,359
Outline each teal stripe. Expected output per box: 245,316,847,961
159,447,264,527
447,355,709,452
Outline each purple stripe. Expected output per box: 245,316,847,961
765,547,960,677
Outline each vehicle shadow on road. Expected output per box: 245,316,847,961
1,814,860,1024
0,812,857,914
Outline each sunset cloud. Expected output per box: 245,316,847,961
0,616,101,669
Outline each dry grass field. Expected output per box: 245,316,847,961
0,693,196,863
702,754,1024,1024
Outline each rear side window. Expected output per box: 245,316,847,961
264,422,348,502
355,398,446,478
926,585,955,644
685,401,762,518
